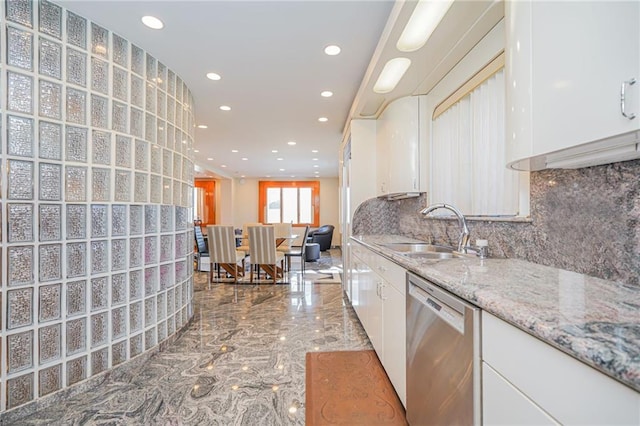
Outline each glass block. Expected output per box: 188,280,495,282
115,135,132,168
130,205,142,234
145,113,156,144
168,315,176,336
8,246,34,286
173,153,182,180
91,204,108,238
167,291,175,315
66,12,87,49
160,263,172,289
130,333,143,358
157,293,166,320
8,71,33,113
91,277,108,311
175,207,187,230
66,318,86,355
39,324,61,364
172,180,181,206
65,166,87,202
150,145,161,174
65,126,87,162
66,88,86,124
131,44,144,75
174,233,185,259
130,107,143,138
129,269,143,301
39,79,62,119
112,306,126,339
7,26,33,70
134,172,148,203
145,266,158,295
91,168,110,201
156,121,166,148
66,47,87,87
39,121,62,160
145,83,156,114
130,75,143,108
7,287,33,329
91,348,108,375
112,101,128,133
150,175,162,204
66,356,87,386
158,321,167,342
39,204,61,241
175,286,182,311
113,33,128,68
66,204,86,239
112,273,126,305
39,244,61,282
145,328,156,350
91,240,108,275
176,77,183,102
39,364,61,397
129,237,142,267
6,0,33,26
112,66,128,101
8,203,33,242
160,205,173,232
39,162,62,201
39,0,62,38
167,69,175,96
66,280,86,317
157,90,166,121
114,170,131,202
39,283,61,322
130,302,142,332
181,182,190,206
66,242,87,278
8,159,34,200
8,330,33,372
91,313,108,348
167,98,175,127
91,23,109,59
145,236,158,265
111,205,127,236
7,373,34,409
91,57,109,95
91,94,108,129
112,341,127,366
39,38,62,79
112,239,126,271
145,205,158,234
135,139,148,171
92,130,111,165
175,260,187,282
162,178,172,204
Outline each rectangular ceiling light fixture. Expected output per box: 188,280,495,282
373,57,411,94
397,0,454,52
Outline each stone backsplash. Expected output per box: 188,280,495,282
352,159,640,286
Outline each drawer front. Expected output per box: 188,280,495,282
372,254,405,295
482,312,640,425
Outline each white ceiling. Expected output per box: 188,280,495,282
55,0,396,179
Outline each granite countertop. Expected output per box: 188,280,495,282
352,234,640,393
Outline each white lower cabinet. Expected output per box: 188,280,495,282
482,312,640,425
351,243,406,406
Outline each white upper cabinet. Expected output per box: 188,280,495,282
506,1,640,170
376,95,422,196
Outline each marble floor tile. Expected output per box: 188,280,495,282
16,249,372,425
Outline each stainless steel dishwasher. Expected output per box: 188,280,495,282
406,272,481,425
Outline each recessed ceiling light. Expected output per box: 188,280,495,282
324,45,341,56
231,149,238,153
241,157,248,161
206,72,221,81
272,150,278,153
279,168,285,172
312,150,319,153
266,175,271,178
220,105,231,111
207,157,213,161
287,141,296,146
221,165,227,168
194,149,199,153
320,91,333,98
313,165,319,168
312,158,318,161
374,57,412,93
277,157,284,161
290,175,295,178
197,125,208,129
318,117,328,122
141,16,164,30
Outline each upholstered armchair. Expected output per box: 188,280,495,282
308,224,334,251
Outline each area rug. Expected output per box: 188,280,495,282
305,350,407,425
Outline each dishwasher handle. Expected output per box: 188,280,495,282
409,281,466,334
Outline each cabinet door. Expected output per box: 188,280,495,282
507,1,640,164
352,252,383,355
381,282,406,406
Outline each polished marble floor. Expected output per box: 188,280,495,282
16,249,372,425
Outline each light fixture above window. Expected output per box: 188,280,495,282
141,16,164,30
373,58,411,94
397,0,454,52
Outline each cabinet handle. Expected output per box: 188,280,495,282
379,282,386,301
621,78,636,120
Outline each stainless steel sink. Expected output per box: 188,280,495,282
377,242,455,254
403,251,459,260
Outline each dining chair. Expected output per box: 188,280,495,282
284,225,310,275
248,225,285,284
206,225,246,283
194,225,210,272
274,222,293,254
237,222,261,256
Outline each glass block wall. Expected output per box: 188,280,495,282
0,0,195,412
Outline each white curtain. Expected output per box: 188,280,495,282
430,69,519,216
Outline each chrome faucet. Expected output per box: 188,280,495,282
420,203,471,254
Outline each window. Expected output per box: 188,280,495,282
258,181,320,226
